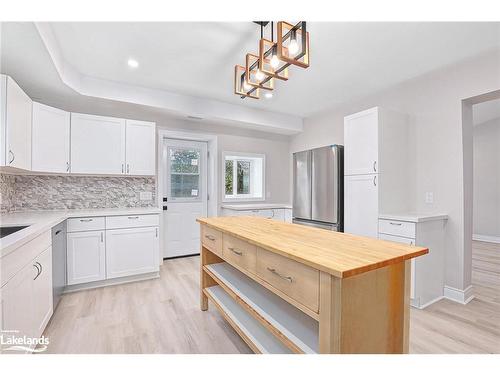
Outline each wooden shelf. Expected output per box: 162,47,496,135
204,285,292,354
205,262,319,353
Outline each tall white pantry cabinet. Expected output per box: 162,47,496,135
344,107,446,309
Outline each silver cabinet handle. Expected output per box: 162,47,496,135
373,160,377,172
204,235,215,241
122,164,124,174
373,175,377,186
389,222,402,226
101,232,104,242
128,216,139,219
55,230,62,236
266,267,293,283
80,218,93,222
410,241,414,245
155,228,158,238
66,161,70,172
127,164,130,174
33,263,41,280
228,247,242,256
8,150,14,164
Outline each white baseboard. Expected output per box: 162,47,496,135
63,271,160,293
443,285,474,304
473,234,500,244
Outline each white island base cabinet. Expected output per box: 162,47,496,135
106,226,159,279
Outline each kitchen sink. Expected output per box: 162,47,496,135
0,225,29,239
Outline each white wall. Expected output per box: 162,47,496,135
157,119,291,211
291,50,500,292
473,117,500,238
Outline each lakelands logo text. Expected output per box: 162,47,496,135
0,330,49,353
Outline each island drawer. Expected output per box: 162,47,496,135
223,234,257,273
201,225,222,256
67,217,105,232
378,219,416,239
256,248,319,312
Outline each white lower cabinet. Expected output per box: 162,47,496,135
67,230,106,285
106,227,159,279
344,174,379,238
1,244,53,353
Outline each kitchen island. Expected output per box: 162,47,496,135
196,216,428,354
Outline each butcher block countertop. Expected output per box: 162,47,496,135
196,216,428,278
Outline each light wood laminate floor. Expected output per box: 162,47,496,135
42,241,500,354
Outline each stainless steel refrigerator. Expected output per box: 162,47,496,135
292,145,344,231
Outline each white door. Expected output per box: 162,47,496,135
344,174,379,238
67,230,106,285
5,76,32,170
32,247,53,337
32,102,70,173
70,113,126,175
1,262,37,350
125,119,156,175
106,227,159,279
162,139,208,258
344,107,379,175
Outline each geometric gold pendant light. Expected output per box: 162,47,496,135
234,21,310,100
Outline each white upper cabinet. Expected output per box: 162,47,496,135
0,75,32,170
32,102,70,173
71,113,126,175
344,107,379,176
125,119,156,175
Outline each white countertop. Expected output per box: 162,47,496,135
221,203,292,211
0,207,161,257
379,213,448,223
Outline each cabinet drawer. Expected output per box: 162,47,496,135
106,214,159,230
201,225,222,256
67,217,105,232
223,234,257,273
256,248,319,312
1,231,51,287
378,219,415,238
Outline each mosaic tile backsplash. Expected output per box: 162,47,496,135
0,173,156,213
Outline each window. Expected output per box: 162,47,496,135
223,152,265,201
169,147,201,199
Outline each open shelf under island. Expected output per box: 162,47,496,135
196,216,428,354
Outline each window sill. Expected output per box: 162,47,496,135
222,197,266,203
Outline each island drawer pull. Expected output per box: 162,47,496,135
205,235,216,241
228,247,242,256
389,222,402,226
80,218,93,222
266,267,293,283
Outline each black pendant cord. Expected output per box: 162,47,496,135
260,23,263,39
271,21,274,43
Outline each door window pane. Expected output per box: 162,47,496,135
169,147,201,199
171,174,199,198
170,149,200,174
237,160,250,194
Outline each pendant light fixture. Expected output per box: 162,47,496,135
234,21,310,100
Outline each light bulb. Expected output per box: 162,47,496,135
255,70,265,82
288,31,299,55
270,54,280,69
265,92,273,99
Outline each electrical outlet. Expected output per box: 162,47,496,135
140,192,153,201
425,192,434,204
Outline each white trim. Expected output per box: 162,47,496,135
443,285,474,304
222,151,266,203
63,272,160,293
411,295,445,310
472,234,500,244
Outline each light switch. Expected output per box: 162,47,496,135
425,192,434,204
140,192,153,201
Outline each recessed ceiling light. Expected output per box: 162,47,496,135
265,92,273,99
127,59,139,68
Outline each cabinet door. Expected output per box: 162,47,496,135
70,113,125,175
105,227,159,279
67,230,106,285
1,262,37,351
344,174,379,238
344,107,379,175
32,102,70,173
5,76,32,170
33,247,53,337
125,120,156,175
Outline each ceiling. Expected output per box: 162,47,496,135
46,22,500,117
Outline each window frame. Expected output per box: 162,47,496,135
222,151,266,202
